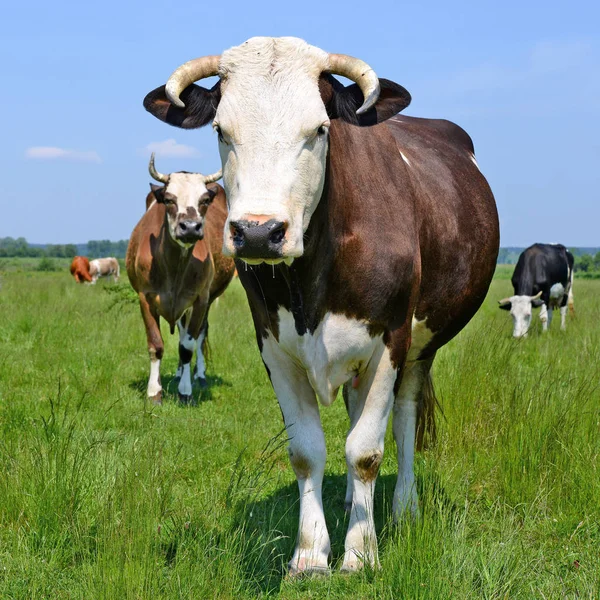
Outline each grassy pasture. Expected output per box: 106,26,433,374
0,265,598,599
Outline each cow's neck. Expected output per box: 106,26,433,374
274,118,396,332
159,216,194,276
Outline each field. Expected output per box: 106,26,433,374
0,264,598,599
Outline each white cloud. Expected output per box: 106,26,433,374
25,146,102,163
143,138,200,158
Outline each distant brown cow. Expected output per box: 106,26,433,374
70,256,93,283
126,154,235,403
89,257,120,283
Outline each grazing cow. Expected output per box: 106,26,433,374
89,257,120,283
144,37,499,573
499,243,575,337
70,256,93,283
126,154,235,403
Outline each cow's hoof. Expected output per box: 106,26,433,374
178,393,194,405
286,564,330,579
149,391,162,405
194,377,208,389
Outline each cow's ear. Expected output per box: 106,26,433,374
150,183,165,203
329,78,411,127
143,81,221,129
532,298,544,308
498,302,511,311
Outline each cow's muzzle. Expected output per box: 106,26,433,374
175,219,204,243
229,219,287,259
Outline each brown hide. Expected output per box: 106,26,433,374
70,256,92,283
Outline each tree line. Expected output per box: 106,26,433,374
2,237,599,273
0,237,129,259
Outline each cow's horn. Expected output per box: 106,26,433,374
498,297,512,306
326,53,381,115
148,153,169,183
531,291,543,301
203,170,222,184
165,55,221,108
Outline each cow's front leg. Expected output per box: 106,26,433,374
261,337,330,576
342,342,397,572
138,293,163,404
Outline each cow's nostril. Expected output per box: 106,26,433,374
179,222,187,231
230,223,245,247
269,222,286,245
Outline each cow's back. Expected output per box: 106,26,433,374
512,244,570,295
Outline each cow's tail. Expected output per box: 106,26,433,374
568,269,575,316
416,371,438,451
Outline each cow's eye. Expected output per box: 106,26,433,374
317,125,328,137
214,124,227,144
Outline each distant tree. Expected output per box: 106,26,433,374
576,254,593,273
594,251,600,272
64,244,77,258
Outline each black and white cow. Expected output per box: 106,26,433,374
499,243,574,337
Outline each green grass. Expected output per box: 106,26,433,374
0,265,598,599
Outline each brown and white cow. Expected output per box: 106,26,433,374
144,37,499,573
89,257,120,284
70,256,93,283
126,154,235,403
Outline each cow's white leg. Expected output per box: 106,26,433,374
261,337,330,575
148,353,162,399
342,342,396,572
138,293,163,404
177,314,196,403
392,360,431,520
539,303,549,331
547,307,553,328
560,305,568,330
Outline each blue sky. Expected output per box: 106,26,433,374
2,0,598,245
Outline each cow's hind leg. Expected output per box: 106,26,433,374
177,309,196,404
540,303,549,331
342,342,397,572
138,293,163,404
262,337,330,576
178,297,209,403
194,319,209,388
392,358,435,521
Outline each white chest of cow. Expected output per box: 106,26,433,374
272,308,381,406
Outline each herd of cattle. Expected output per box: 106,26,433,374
65,37,577,575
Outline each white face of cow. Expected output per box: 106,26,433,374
152,173,217,247
507,296,533,338
213,38,331,264
499,291,542,338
